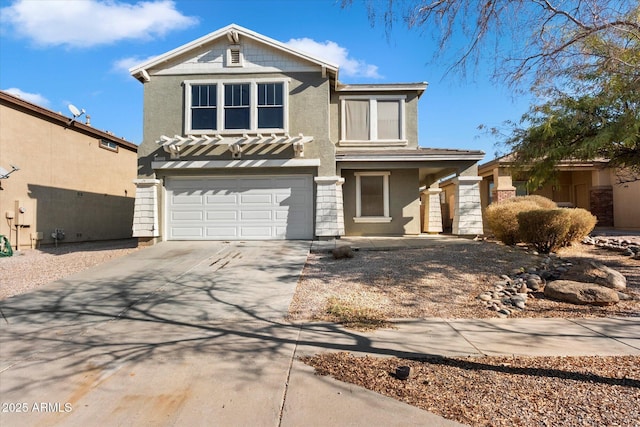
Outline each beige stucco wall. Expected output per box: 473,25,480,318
138,71,334,178
611,172,640,229
0,102,137,249
341,168,420,235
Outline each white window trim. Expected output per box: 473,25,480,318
184,78,289,135
340,95,407,146
354,171,391,223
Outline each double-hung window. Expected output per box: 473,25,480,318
224,83,250,129
354,171,391,223
190,84,217,131
185,79,287,134
340,96,406,145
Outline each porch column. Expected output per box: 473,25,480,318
314,176,345,238
590,169,614,226
132,179,161,244
424,185,443,233
453,176,483,235
492,166,516,203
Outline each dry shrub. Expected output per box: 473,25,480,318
484,200,539,245
325,296,390,330
517,209,572,253
515,195,558,209
562,208,597,246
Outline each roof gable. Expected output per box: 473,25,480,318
130,24,339,82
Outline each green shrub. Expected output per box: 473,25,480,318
517,209,572,253
562,208,597,246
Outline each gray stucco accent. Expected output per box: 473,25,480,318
342,168,421,236
137,71,333,178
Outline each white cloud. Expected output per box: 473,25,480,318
0,0,197,48
285,37,382,79
3,87,50,106
112,55,158,73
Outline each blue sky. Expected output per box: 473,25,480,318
0,0,533,159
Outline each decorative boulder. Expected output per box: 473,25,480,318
590,262,627,291
544,280,620,306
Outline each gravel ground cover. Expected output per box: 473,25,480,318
302,352,640,427
292,238,639,426
0,239,139,300
289,240,639,321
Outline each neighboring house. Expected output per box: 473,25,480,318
440,154,640,230
0,91,138,250
129,24,484,243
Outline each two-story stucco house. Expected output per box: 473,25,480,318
129,24,484,244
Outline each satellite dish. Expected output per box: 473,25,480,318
67,104,86,124
0,164,19,179
68,104,83,117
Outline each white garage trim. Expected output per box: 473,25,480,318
165,174,313,240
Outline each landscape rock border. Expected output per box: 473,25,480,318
478,235,635,317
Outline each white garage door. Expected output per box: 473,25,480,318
165,175,313,240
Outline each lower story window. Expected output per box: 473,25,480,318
354,171,391,223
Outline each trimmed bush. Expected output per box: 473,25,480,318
517,209,572,253
562,208,597,246
515,195,558,209
484,196,555,245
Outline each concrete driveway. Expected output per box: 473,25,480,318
0,241,459,427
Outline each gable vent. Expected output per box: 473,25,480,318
226,44,243,67
230,47,240,64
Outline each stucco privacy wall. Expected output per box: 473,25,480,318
341,168,421,235
0,93,137,249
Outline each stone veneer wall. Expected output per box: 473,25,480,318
132,179,161,239
590,186,614,226
492,188,516,203
453,176,484,235
314,176,345,238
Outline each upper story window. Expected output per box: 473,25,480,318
185,79,288,135
99,139,118,152
340,95,406,146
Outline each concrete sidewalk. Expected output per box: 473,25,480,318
294,317,640,359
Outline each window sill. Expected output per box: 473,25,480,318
353,216,392,223
339,140,408,147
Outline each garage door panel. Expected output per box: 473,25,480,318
171,227,204,238
240,194,273,204
240,210,272,220
206,227,238,238
172,211,203,221
172,194,204,205
205,194,237,204
240,227,273,237
166,175,313,240
206,211,237,221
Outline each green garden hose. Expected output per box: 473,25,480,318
0,235,13,257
